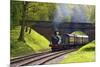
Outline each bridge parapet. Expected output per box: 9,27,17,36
21,20,95,28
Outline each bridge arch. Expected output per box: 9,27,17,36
24,21,95,42
61,28,94,41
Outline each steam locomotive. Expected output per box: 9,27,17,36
49,34,89,51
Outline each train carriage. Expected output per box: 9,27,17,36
49,33,89,51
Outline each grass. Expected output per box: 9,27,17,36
61,40,95,63
11,26,50,58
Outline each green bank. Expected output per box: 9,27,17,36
11,26,50,58
61,40,95,63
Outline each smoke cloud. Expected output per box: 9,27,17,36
71,5,89,23
53,4,72,31
53,4,91,31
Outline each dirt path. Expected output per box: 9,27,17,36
43,53,66,64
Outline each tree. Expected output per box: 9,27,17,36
18,2,28,42
11,1,56,42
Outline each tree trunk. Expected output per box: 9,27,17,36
18,2,28,42
25,26,28,32
29,27,31,34
18,23,25,42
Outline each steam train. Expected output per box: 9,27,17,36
49,34,89,51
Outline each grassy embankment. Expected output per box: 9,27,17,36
11,26,50,58
61,40,95,63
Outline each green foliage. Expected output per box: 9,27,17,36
11,26,50,58
11,1,24,28
11,1,56,28
61,40,95,63
83,5,95,22
26,2,56,21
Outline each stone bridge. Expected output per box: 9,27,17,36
24,21,95,41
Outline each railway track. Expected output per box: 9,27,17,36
11,51,51,64
11,49,77,67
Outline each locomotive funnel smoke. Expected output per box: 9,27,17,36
53,4,90,31
71,5,89,23
53,4,71,31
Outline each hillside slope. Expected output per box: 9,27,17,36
61,40,95,63
11,26,50,58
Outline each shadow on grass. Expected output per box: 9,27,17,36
11,40,36,57
83,47,95,51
